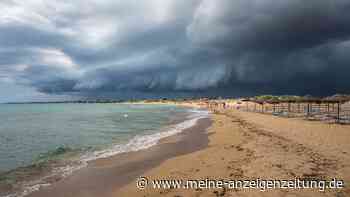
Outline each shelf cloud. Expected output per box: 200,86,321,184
1,0,350,100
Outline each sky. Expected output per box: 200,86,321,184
0,0,349,102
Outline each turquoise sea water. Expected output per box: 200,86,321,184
0,103,195,173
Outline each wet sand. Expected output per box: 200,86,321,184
116,109,350,197
27,118,212,197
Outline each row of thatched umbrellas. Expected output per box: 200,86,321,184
242,95,350,105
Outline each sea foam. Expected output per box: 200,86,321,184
82,108,210,161
3,108,210,197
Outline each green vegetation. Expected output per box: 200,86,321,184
253,95,303,101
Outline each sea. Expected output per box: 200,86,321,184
0,103,209,197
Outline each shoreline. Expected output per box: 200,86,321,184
22,116,212,197
116,108,350,197
2,103,350,197
0,105,209,197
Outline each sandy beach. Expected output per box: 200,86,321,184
115,108,350,197
16,105,349,197
2,0,350,196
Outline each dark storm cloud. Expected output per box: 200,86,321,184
187,0,350,95
1,0,350,99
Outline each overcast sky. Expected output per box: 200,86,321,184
1,0,349,102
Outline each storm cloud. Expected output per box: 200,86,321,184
1,0,350,100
